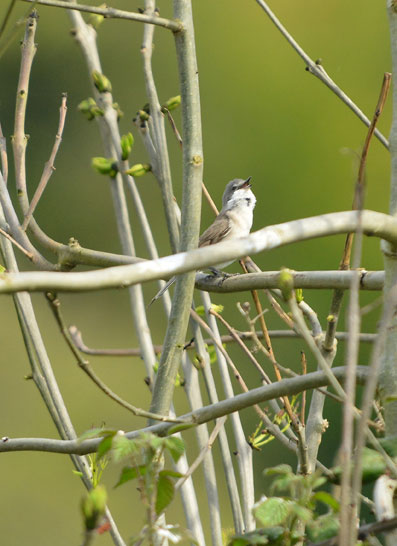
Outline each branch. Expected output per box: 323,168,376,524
255,0,389,149
21,0,182,31
0,210,395,294
149,0,204,418
195,269,384,293
22,93,68,231
0,366,370,455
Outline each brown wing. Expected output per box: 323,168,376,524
199,212,231,247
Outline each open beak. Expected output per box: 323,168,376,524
241,176,252,189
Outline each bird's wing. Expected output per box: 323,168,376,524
199,213,231,247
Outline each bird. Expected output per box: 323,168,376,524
149,177,256,305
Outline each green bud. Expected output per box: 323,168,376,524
295,288,304,303
125,163,151,177
92,157,118,178
88,5,106,29
78,97,104,121
137,109,150,122
81,485,107,531
279,269,294,301
161,95,181,112
120,132,134,160
92,70,112,93
112,102,124,120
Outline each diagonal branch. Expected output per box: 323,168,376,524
0,366,371,455
255,0,389,149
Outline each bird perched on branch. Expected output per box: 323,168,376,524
150,177,256,305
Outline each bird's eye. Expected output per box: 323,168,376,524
232,184,237,190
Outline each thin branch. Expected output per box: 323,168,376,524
45,292,186,424
22,93,68,230
0,226,33,259
0,366,371,455
21,0,182,31
175,416,227,491
69,325,377,358
255,0,389,149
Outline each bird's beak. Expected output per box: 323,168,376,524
242,176,252,189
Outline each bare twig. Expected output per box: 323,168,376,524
69,325,377,357
175,416,227,491
22,94,68,230
0,226,33,259
45,292,187,423
255,0,389,149
21,0,182,31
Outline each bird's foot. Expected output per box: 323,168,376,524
207,268,239,284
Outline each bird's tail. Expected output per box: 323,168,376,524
148,276,176,306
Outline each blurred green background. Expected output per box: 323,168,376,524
0,1,391,544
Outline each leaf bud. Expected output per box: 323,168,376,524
120,132,134,160
125,163,151,177
92,70,112,93
92,157,118,178
161,95,181,112
279,269,294,301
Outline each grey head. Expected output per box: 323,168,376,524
221,177,252,209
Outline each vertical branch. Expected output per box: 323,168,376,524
141,1,180,252
67,8,157,379
380,3,397,447
149,0,203,416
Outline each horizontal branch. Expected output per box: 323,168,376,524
69,326,377,357
195,269,385,293
0,366,369,455
21,0,183,31
0,210,395,294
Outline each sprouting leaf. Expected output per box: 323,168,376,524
115,465,147,488
311,491,340,512
165,437,185,462
112,435,137,463
97,435,114,461
81,485,107,531
254,497,293,527
155,472,175,515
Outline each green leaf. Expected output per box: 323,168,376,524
97,435,114,460
254,497,293,527
78,428,117,442
165,437,185,462
0,264,5,273
115,465,147,488
158,469,184,479
311,491,340,512
111,435,137,463
306,513,339,542
264,464,293,476
167,423,196,435
155,473,175,515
